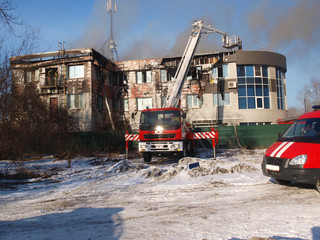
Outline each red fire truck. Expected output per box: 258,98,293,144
262,105,320,191
134,21,242,162
138,107,194,162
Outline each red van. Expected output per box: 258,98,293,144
262,106,320,191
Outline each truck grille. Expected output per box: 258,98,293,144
265,157,290,175
265,157,284,166
144,134,176,139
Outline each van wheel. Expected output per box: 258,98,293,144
315,176,320,192
143,153,152,163
275,178,291,186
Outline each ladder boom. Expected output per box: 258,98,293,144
163,21,203,108
162,20,242,108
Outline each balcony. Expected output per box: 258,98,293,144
40,75,66,95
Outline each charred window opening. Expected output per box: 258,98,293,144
187,66,202,81
160,69,175,82
45,68,58,86
98,95,103,111
112,71,127,86
212,64,229,81
112,99,126,112
96,67,104,85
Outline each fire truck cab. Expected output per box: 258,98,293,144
262,105,320,191
138,107,193,162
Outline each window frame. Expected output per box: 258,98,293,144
123,99,129,112
68,93,84,109
160,69,168,82
276,68,285,110
237,65,270,110
187,94,203,109
25,71,32,83
68,65,84,79
213,93,231,107
137,97,152,111
136,70,152,84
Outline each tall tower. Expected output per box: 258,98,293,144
102,0,119,61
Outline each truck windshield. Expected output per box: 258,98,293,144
280,118,320,143
140,110,181,131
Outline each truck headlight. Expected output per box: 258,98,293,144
289,155,307,166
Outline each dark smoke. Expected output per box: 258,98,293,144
247,0,320,51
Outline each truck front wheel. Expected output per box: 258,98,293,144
180,142,187,159
143,153,152,163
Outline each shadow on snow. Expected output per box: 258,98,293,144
0,207,123,240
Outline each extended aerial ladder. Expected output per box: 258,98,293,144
126,20,242,162
162,20,242,108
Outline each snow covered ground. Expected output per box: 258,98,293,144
1,148,320,240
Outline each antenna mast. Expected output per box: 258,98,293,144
104,0,119,61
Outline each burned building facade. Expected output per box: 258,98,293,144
10,48,127,131
119,50,288,128
10,49,287,131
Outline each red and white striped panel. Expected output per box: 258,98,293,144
125,134,140,141
193,131,216,140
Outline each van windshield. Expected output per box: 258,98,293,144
280,118,320,143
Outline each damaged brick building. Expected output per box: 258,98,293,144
10,48,126,131
10,48,288,132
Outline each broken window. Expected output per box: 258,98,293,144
111,72,118,86
96,67,103,84
136,70,152,84
212,65,228,80
187,95,203,108
68,93,84,109
114,99,128,112
111,71,126,86
137,97,152,111
68,65,84,79
46,68,58,86
98,95,103,111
